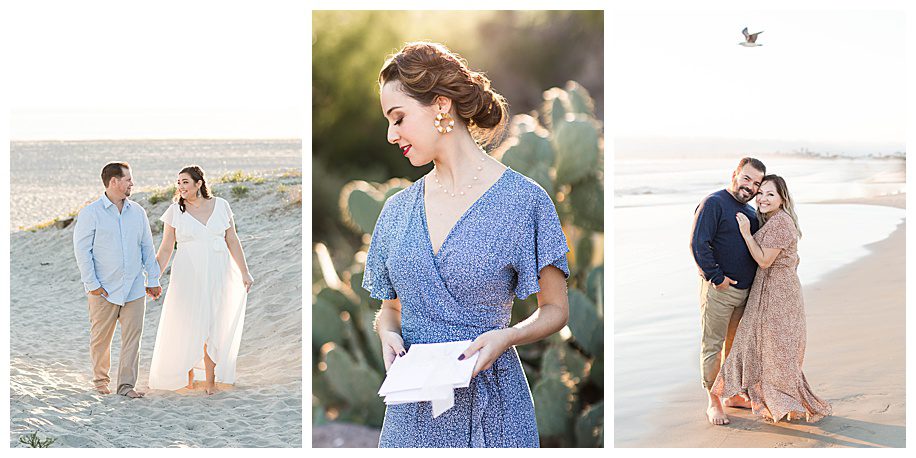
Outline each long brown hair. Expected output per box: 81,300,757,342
379,41,509,147
758,174,802,238
173,165,211,213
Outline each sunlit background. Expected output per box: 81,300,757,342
8,1,305,140
311,10,605,447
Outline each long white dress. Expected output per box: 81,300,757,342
148,197,247,390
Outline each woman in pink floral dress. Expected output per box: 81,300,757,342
711,175,831,423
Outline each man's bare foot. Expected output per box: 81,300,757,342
723,395,752,409
706,392,730,425
95,386,111,395
123,389,145,399
707,405,730,425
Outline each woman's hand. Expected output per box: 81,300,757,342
736,212,751,236
242,272,254,293
458,328,519,377
379,330,406,371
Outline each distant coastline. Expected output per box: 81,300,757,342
614,136,905,160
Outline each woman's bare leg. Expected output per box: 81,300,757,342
204,344,218,395
723,394,751,408
187,369,194,389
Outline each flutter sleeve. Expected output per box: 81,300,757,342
760,211,797,250
224,197,235,222
219,198,235,232
361,199,398,300
513,188,570,300
160,203,178,228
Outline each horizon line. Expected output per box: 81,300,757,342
10,137,303,143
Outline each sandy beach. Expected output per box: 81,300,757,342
617,193,905,447
9,173,303,447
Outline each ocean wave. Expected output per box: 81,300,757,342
775,149,906,160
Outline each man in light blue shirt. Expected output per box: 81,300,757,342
73,162,162,398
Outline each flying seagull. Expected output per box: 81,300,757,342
739,27,763,47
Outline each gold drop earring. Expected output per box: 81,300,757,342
434,112,455,133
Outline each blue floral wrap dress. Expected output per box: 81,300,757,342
362,168,569,447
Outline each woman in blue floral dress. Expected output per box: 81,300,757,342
362,42,571,447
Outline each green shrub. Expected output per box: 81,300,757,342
19,431,56,448
219,170,265,184
231,185,250,198
148,186,176,205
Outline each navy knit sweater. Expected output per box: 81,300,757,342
690,189,759,289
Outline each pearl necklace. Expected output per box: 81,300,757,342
433,154,486,198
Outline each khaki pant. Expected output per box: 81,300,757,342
699,278,749,390
88,294,145,395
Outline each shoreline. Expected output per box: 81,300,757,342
616,194,906,447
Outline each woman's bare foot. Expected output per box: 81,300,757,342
723,395,752,409
203,344,217,395
186,369,195,389
706,391,729,425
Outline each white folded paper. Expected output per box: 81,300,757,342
378,340,479,418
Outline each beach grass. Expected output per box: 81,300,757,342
231,185,250,198
218,170,266,185
278,184,302,205
148,186,176,205
19,431,56,448
22,209,78,232
279,169,302,179
23,218,61,232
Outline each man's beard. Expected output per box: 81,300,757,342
732,186,753,203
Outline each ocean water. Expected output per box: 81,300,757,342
613,155,905,445
9,139,301,230
615,155,905,208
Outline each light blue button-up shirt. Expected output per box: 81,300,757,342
73,193,161,306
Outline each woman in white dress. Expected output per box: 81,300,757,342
149,166,254,395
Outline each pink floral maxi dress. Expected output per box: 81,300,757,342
711,210,832,422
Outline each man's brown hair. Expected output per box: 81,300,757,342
101,162,130,187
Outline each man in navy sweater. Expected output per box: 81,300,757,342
690,157,765,425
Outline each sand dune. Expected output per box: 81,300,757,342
9,175,302,448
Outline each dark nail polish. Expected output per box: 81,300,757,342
399,350,405,357
457,354,465,361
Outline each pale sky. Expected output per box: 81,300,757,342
610,9,906,151
7,0,306,140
